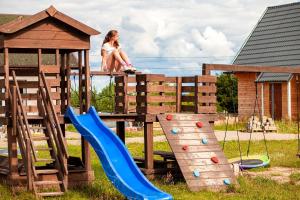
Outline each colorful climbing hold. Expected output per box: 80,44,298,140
171,128,179,134
196,121,203,128
182,145,188,151
201,138,208,144
166,114,173,121
211,156,219,164
223,178,231,185
193,169,200,177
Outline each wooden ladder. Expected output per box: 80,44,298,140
10,70,68,197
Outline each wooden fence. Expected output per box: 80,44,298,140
115,74,217,114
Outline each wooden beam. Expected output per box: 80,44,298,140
144,122,154,170
116,121,125,144
204,63,300,73
82,49,91,171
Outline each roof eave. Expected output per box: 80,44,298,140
0,5,100,36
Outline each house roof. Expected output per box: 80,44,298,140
0,5,100,35
255,72,293,83
233,2,300,81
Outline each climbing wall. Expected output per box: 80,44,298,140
157,114,235,191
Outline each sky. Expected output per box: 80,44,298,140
0,0,295,89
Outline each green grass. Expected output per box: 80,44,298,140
2,140,300,199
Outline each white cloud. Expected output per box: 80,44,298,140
0,0,294,70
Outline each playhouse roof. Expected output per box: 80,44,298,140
0,5,100,35
233,2,300,81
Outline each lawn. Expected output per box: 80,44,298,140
1,140,300,199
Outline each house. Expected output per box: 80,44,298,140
233,2,300,120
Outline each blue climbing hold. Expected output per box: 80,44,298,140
223,178,231,185
193,169,200,177
171,128,179,134
202,138,208,144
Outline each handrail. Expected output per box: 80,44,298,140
39,71,68,175
11,71,38,162
40,71,68,157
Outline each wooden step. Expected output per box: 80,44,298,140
37,192,64,197
26,115,44,120
34,180,62,185
36,169,58,174
35,147,52,151
32,136,49,141
30,126,46,130
35,158,55,162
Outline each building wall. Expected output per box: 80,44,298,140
235,72,261,120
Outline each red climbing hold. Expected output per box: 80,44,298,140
196,121,203,128
182,145,188,151
211,156,219,164
166,114,173,121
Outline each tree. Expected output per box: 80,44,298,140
216,73,237,113
70,82,115,113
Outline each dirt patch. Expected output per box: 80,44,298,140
242,167,300,185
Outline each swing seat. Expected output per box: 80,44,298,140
229,154,270,170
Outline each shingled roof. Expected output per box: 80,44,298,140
233,2,300,82
234,2,300,66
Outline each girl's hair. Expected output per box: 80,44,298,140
102,30,119,48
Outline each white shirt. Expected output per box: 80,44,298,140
102,42,121,56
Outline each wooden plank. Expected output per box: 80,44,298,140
163,133,218,140
182,77,195,83
164,86,176,92
198,96,217,104
136,96,176,103
195,76,199,113
137,105,165,114
41,65,60,74
197,75,217,83
182,85,216,93
170,145,222,153
164,105,176,113
176,158,228,166
136,74,165,82
198,106,217,113
4,38,89,49
136,85,164,93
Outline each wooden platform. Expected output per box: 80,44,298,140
157,114,235,191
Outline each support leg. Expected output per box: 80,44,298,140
144,122,154,171
116,121,125,143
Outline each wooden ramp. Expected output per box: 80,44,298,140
157,114,235,191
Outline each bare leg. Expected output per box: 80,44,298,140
119,50,131,65
115,60,123,72
112,50,126,66
106,53,116,73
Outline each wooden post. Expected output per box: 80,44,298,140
60,53,66,113
78,51,83,113
4,48,9,115
116,121,125,143
8,86,18,179
144,122,153,171
194,75,199,113
82,49,91,171
26,138,33,191
123,75,128,114
66,53,71,106
176,77,182,113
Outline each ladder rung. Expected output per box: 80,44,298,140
35,147,52,151
32,136,49,141
34,180,62,185
36,169,58,174
35,158,55,162
30,126,46,130
37,192,64,197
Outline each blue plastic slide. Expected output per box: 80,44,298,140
66,106,172,200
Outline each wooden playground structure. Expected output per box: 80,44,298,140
0,6,237,197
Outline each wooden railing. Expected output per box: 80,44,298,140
39,71,68,174
10,71,38,190
115,74,217,114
